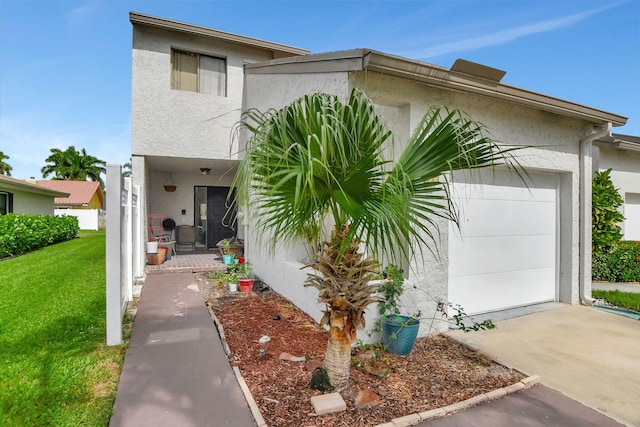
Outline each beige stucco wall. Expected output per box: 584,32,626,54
131,25,279,161
242,70,592,342
10,189,56,215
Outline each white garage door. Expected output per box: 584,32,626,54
448,169,557,315
624,193,640,241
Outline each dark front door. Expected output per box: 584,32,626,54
202,186,235,248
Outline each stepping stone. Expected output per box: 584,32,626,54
310,392,346,415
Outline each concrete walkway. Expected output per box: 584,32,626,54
593,281,640,293
109,273,255,427
446,305,640,427
421,385,623,427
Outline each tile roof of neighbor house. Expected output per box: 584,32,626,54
0,174,69,197
37,180,104,206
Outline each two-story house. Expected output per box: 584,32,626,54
130,12,308,252
130,12,629,336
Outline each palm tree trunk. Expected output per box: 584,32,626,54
322,307,354,390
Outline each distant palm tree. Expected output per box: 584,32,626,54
41,146,106,186
122,160,132,178
0,151,12,176
232,89,523,389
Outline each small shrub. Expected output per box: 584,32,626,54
0,214,79,258
592,241,640,283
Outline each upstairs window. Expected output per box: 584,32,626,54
171,50,226,96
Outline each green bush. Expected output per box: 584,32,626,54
592,169,624,252
0,214,79,258
592,241,640,283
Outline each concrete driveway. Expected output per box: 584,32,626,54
446,305,640,427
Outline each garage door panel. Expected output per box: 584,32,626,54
449,235,555,277
448,170,558,315
454,199,556,238
448,268,556,315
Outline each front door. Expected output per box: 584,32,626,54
195,186,235,249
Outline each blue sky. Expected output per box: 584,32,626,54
1,0,638,180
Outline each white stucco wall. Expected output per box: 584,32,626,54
131,25,280,161
241,70,592,342
11,190,56,215
595,146,640,239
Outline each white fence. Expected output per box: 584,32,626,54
55,208,102,230
105,164,142,346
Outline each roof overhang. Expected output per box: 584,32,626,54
594,133,640,152
246,49,627,128
129,12,309,58
0,175,69,198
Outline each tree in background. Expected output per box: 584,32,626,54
592,168,624,253
0,151,12,176
232,89,523,389
122,160,132,178
41,146,106,186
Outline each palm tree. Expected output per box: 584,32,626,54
41,146,106,186
0,151,12,176
232,89,522,389
122,160,132,178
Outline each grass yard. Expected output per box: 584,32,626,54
592,290,640,312
0,230,126,426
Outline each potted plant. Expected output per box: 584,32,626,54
220,238,235,265
378,264,420,356
216,237,244,259
228,271,238,292
237,261,254,293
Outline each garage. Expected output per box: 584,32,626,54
448,169,558,315
624,193,640,241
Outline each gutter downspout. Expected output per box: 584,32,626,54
579,123,612,305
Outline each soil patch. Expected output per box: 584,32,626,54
196,273,521,427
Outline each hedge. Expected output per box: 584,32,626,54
592,241,640,283
0,214,79,259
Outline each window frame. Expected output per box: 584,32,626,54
0,191,13,215
170,49,227,96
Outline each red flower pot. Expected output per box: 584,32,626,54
238,278,254,293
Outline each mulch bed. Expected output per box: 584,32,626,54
196,274,521,427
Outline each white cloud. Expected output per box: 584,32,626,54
404,2,622,59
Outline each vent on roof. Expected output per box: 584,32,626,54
450,59,506,83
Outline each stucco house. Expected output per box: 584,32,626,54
130,12,628,336
0,175,69,215
593,134,640,241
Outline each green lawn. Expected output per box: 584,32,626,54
0,230,126,426
592,290,640,312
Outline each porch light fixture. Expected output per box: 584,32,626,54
164,173,177,192
200,168,211,176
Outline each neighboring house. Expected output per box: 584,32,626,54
593,134,640,241
36,180,104,230
36,180,104,209
0,175,68,215
130,13,628,336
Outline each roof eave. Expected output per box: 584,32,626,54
0,178,69,198
362,51,628,127
247,49,628,127
129,12,310,57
